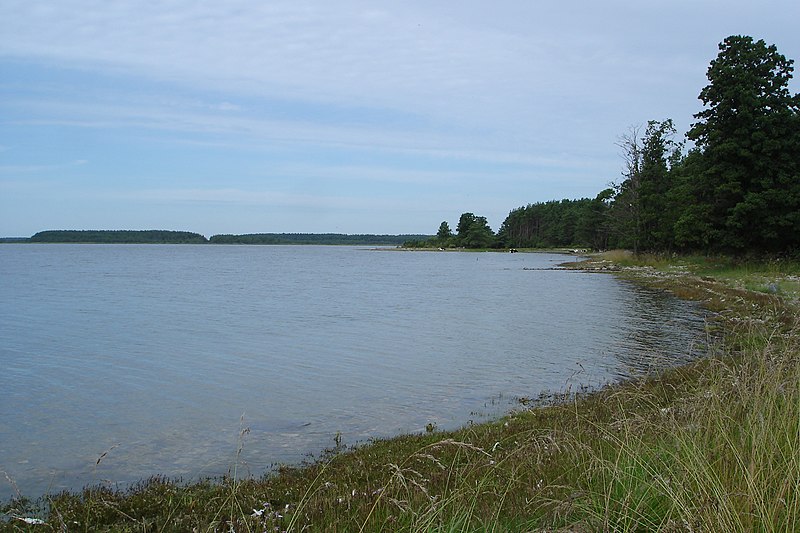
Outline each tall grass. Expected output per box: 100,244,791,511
564,323,800,532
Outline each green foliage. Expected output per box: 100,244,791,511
455,212,496,248
497,197,608,250
607,120,682,253
405,214,497,249
436,221,452,241
492,35,800,257
684,35,800,253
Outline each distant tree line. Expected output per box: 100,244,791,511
208,233,430,245
23,230,432,246
29,230,208,244
407,36,800,255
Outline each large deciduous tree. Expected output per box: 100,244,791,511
685,35,800,252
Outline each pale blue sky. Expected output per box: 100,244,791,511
1,1,798,237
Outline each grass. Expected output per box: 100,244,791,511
3,253,800,531
590,250,800,302
564,324,800,531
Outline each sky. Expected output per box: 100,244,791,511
1,1,798,237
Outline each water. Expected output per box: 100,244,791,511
0,245,706,499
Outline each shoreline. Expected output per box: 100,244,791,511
3,252,799,530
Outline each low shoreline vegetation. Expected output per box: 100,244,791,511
3,253,800,531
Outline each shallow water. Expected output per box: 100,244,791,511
0,245,706,499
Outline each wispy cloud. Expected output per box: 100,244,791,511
214,102,241,112
1,0,798,235
0,160,87,174
0,1,713,130
112,187,425,213
5,91,614,175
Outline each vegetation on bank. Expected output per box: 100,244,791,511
2,253,799,531
407,36,800,255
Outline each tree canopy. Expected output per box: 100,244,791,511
410,35,800,257
683,35,800,252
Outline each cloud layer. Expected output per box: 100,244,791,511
1,0,798,235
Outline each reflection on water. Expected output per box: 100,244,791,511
608,280,707,377
0,245,707,499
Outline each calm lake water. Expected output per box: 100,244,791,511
0,245,707,499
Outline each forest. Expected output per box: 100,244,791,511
24,230,430,246
208,233,429,245
407,36,800,256
28,230,209,244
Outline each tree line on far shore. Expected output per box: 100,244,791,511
207,233,430,245
28,230,209,244
406,36,800,256
24,230,431,246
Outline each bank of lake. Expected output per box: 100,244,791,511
2,252,799,531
